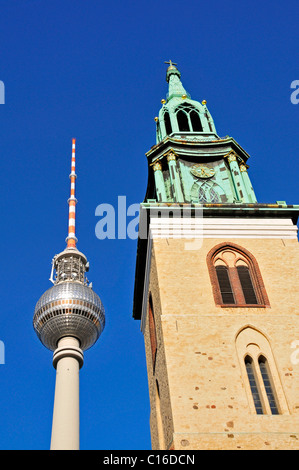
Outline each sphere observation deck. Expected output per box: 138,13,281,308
33,248,105,351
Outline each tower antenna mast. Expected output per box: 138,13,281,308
66,138,78,249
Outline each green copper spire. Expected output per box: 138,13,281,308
155,61,217,143
165,60,190,101
148,63,258,206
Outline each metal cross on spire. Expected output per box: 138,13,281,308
164,60,177,67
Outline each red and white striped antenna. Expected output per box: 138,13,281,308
66,138,78,249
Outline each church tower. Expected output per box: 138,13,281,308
133,62,299,450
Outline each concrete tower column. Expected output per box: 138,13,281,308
50,336,84,450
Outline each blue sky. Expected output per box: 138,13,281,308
0,0,298,450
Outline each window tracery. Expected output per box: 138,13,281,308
207,243,270,307
236,327,287,415
175,104,203,132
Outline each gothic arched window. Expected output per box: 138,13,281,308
236,327,286,415
207,243,270,307
175,104,203,132
164,111,172,135
197,182,220,203
190,110,203,131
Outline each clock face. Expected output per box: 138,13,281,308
190,164,215,179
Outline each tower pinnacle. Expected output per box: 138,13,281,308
165,59,181,82
164,60,188,98
154,63,216,143
164,59,178,77
33,139,105,450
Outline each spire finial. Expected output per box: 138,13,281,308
66,138,78,248
164,59,182,85
164,60,178,68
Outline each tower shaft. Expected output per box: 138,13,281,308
50,337,83,450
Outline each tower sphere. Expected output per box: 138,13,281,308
33,277,105,351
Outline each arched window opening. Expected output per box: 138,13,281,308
190,110,203,131
215,266,235,304
258,356,279,415
175,104,203,133
207,243,270,307
236,327,287,416
245,355,264,414
164,111,172,135
237,265,258,304
148,294,157,371
177,110,189,131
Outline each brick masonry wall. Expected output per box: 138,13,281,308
143,237,299,450
144,253,174,450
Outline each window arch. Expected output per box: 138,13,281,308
198,181,220,203
207,242,270,307
236,327,287,415
190,180,226,204
175,104,203,132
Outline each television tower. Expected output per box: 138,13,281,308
33,139,105,450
